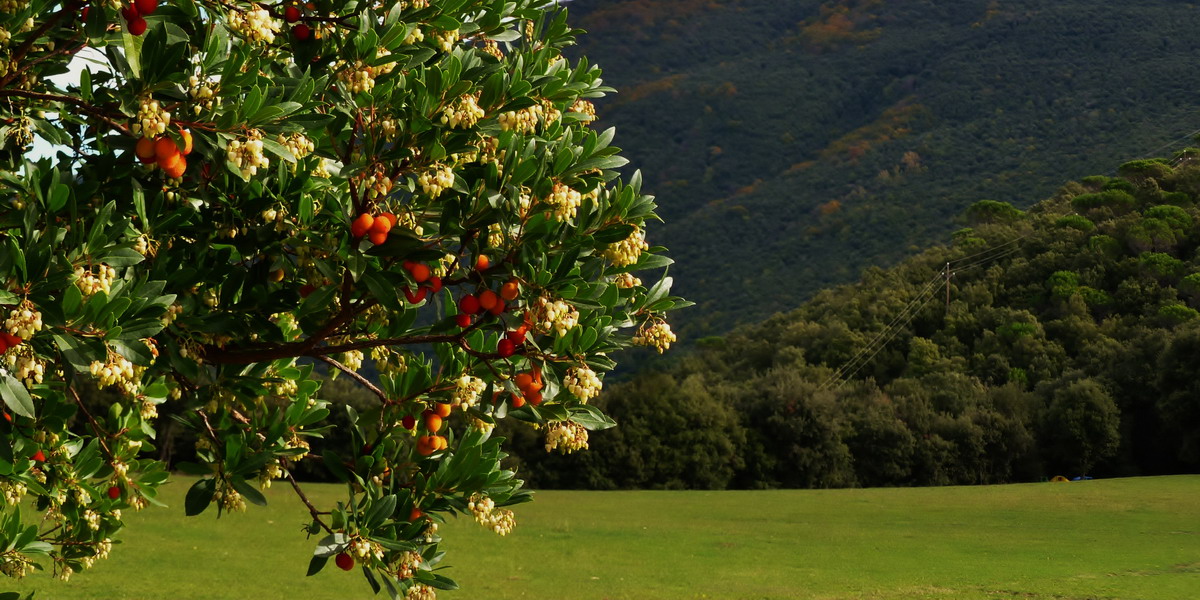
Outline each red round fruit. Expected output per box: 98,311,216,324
427,275,443,293
284,4,301,22
409,263,431,283
120,4,138,19
32,450,46,462
401,415,416,429
81,6,90,20
127,15,147,36
455,314,471,328
488,299,506,316
134,0,157,15
299,284,317,298
293,23,311,40
403,286,427,304
507,328,526,344
0,339,7,355
475,255,490,271
108,486,121,500
459,294,481,315
497,338,515,358
335,552,354,571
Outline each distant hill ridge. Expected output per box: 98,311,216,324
564,0,1200,336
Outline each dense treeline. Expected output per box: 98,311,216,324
565,0,1200,337
498,153,1200,489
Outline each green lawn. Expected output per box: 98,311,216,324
13,476,1200,599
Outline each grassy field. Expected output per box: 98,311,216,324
13,476,1200,599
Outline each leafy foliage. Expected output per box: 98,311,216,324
0,0,684,592
513,154,1200,489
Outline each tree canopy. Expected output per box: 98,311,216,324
0,0,684,594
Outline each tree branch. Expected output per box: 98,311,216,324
317,355,386,402
286,470,333,534
0,89,131,137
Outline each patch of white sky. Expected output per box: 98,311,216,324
27,46,113,161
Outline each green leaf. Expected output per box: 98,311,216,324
306,555,328,576
231,477,268,506
184,478,215,516
0,372,35,418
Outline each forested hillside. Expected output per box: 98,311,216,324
565,0,1200,335
500,151,1200,489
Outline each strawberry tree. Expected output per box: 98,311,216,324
0,0,685,594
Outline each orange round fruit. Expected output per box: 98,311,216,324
135,137,157,163
478,289,499,311
424,412,442,433
350,213,374,238
369,231,388,245
179,129,193,155
500,279,520,301
434,403,452,418
475,255,489,271
154,136,179,160
162,155,187,178
409,263,431,283
514,373,533,391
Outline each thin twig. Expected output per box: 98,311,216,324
317,355,386,402
286,470,333,533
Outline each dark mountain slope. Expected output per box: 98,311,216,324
565,0,1200,334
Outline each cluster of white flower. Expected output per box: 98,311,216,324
564,365,602,402
340,349,363,372
633,321,676,354
396,0,429,9
277,132,314,159
603,226,649,267
227,6,279,45
0,27,11,46
498,103,544,134
1,480,27,506
83,509,101,531
433,29,458,52
187,74,221,115
90,353,141,397
364,170,393,199
440,93,485,129
4,342,42,386
349,537,385,562
614,272,641,289
403,25,425,45
533,294,578,338
74,264,117,296
372,347,408,376
571,99,597,122
406,583,437,600
133,235,152,257
214,482,247,513
470,416,494,434
6,303,42,339
140,400,158,420
339,60,378,94
226,130,270,177
162,302,183,325
131,97,170,137
54,562,74,582
286,434,311,460
479,39,503,60
0,552,34,579
417,165,454,198
391,550,422,580
545,182,582,221
79,538,113,570
541,99,562,125
544,421,588,454
468,493,516,535
451,374,486,408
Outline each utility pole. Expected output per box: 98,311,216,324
944,262,951,313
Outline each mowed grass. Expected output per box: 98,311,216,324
14,476,1200,599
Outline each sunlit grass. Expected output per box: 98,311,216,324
15,476,1200,599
